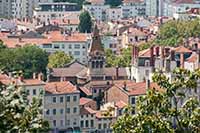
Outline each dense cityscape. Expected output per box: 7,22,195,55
0,0,200,132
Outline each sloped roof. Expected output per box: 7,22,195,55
185,53,197,63
80,97,94,105
45,81,79,94
89,25,104,54
174,46,192,53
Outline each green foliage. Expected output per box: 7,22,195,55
113,68,200,133
0,84,49,132
105,48,131,67
105,0,122,7
0,40,6,49
157,19,200,46
0,45,48,78
48,51,73,68
78,11,92,33
139,40,155,51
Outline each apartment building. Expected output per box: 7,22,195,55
145,0,161,16
83,0,110,21
33,2,80,24
163,0,200,17
0,0,12,18
40,31,91,64
44,81,80,132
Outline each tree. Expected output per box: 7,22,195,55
0,40,6,49
78,11,92,33
113,68,200,132
48,51,73,68
105,48,131,67
105,0,122,7
0,82,49,132
0,45,48,78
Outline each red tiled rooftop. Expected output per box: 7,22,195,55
115,100,127,109
174,46,192,53
79,87,92,96
80,97,94,105
45,81,79,94
186,53,197,63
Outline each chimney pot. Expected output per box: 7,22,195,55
146,79,150,90
38,73,43,81
180,53,185,68
33,73,37,79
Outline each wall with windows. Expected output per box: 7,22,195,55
40,40,90,64
43,93,80,130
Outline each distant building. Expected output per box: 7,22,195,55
44,81,80,132
33,2,80,24
83,0,110,21
0,0,12,18
121,0,146,18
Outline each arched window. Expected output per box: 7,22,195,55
92,61,95,68
96,61,99,68
100,61,103,68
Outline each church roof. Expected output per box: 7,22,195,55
89,25,104,55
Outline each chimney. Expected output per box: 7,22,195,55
18,75,24,82
155,46,160,57
171,50,175,61
180,53,184,68
161,47,165,59
164,48,170,57
193,43,198,51
150,46,154,66
116,66,119,80
38,73,43,81
33,73,37,79
146,79,150,90
123,81,127,91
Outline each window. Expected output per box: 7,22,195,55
131,97,135,104
66,108,70,113
54,44,59,49
62,44,65,49
74,44,80,49
53,97,56,103
60,97,63,103
68,44,72,49
74,51,80,56
53,109,56,115
53,120,56,127
91,120,94,127
80,120,84,127
98,124,101,129
145,60,150,66
66,120,70,126
73,107,77,113
85,120,89,127
103,123,107,128
60,120,64,127
94,89,97,93
66,96,70,102
60,109,63,114
33,89,36,95
27,90,30,95
73,118,77,125
73,96,77,102
46,109,49,115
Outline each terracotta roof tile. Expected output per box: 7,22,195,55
79,87,92,96
45,81,79,94
174,46,192,53
186,53,197,63
80,97,94,105
115,100,127,109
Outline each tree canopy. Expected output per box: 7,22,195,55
0,45,48,78
105,48,131,67
48,51,73,68
113,68,200,132
156,19,200,46
78,11,92,33
0,82,49,132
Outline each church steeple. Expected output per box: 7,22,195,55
89,24,104,55
88,24,105,80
